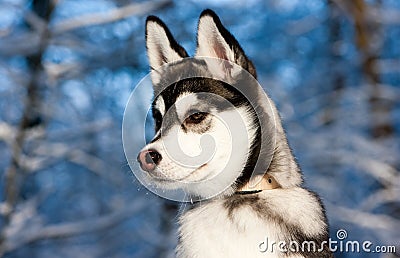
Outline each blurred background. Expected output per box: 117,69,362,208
0,0,399,257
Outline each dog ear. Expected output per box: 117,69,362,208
195,9,257,79
146,16,189,85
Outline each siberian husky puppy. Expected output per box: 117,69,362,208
137,9,333,258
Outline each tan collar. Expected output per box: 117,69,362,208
236,174,281,194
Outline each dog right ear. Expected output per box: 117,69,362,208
146,16,189,85
195,9,257,79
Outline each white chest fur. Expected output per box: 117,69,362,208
177,199,280,257
176,188,326,258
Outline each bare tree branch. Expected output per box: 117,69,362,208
359,188,400,211
327,203,399,231
0,3,56,255
26,141,123,185
1,200,146,254
0,0,172,57
0,122,15,145
51,0,172,35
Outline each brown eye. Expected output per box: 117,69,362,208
185,112,207,124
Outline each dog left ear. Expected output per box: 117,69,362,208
195,9,257,79
146,15,189,85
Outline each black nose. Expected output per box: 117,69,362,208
137,149,162,172
147,150,162,165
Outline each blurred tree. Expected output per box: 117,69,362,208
1,1,54,254
350,0,394,138
322,0,345,126
0,0,173,257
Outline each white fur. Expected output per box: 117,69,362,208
177,188,326,258
142,93,256,198
154,96,166,116
195,15,243,82
174,92,198,122
182,106,256,197
196,15,234,62
178,201,274,258
146,21,184,84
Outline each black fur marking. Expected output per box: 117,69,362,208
150,132,161,143
223,194,333,257
234,118,261,189
235,190,262,195
223,194,260,219
151,107,162,132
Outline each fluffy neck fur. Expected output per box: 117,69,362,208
177,187,332,258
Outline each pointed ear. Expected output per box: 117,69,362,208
146,16,189,85
195,9,257,79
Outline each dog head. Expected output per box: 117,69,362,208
137,10,301,199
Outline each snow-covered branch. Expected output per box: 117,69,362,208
51,0,172,35
1,199,146,254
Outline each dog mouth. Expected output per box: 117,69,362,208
180,163,208,182
147,163,208,184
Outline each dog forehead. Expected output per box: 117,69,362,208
153,77,248,121
174,92,200,120
153,90,202,120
